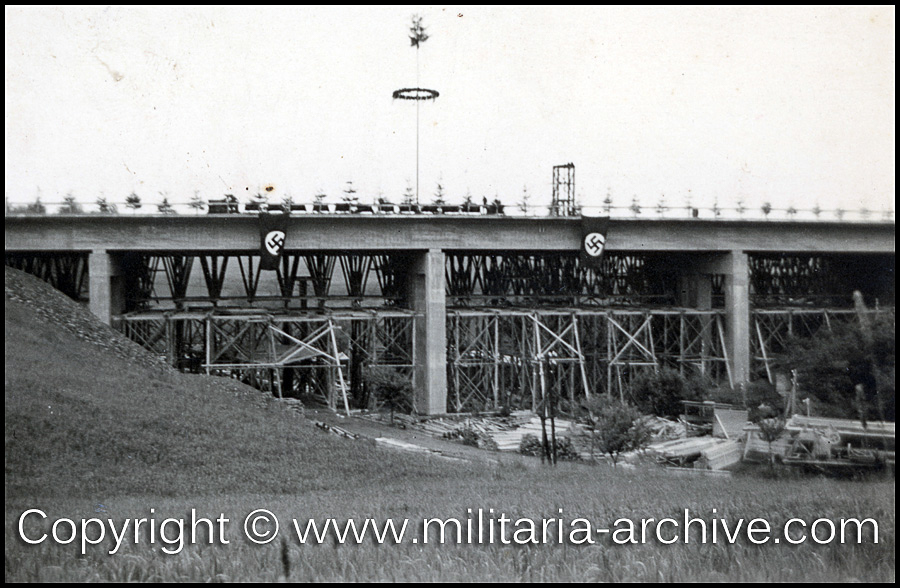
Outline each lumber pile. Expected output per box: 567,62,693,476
490,416,584,452
640,416,687,441
666,467,733,477
282,398,305,416
491,417,546,451
373,437,466,462
374,437,432,454
648,437,737,468
787,415,894,445
314,421,359,439
359,410,540,449
694,439,743,470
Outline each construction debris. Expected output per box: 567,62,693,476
713,408,748,440
695,440,743,470
352,403,893,475
282,398,305,417
360,411,695,462
648,437,743,470
640,416,687,440
682,401,741,436
786,415,895,443
780,414,894,472
666,466,733,478
314,421,359,440
741,424,792,461
374,438,466,462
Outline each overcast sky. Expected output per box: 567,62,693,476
5,6,895,215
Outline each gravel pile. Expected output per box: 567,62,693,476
5,266,169,371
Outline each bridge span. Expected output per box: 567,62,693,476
4,214,894,253
5,215,895,414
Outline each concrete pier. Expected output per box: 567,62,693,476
723,251,751,385
408,249,447,415
88,250,125,326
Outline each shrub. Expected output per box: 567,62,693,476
745,379,785,421
629,367,697,418
518,434,580,461
363,366,411,423
780,314,894,421
584,397,651,466
756,417,787,468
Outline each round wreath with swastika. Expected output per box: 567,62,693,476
583,232,606,257
265,231,285,256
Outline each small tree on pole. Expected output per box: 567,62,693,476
125,192,142,211
189,190,205,214
401,180,416,208
60,193,82,214
518,186,531,215
342,181,359,209
432,181,446,208
393,15,438,208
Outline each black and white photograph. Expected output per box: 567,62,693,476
5,6,894,582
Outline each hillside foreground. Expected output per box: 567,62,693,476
4,267,895,581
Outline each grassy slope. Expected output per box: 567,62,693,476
4,274,470,499
4,268,895,582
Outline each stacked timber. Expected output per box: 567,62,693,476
374,437,432,454
491,417,545,451
787,415,894,449
490,416,582,452
694,440,743,470
787,415,894,434
314,421,359,439
282,398,305,416
648,437,725,467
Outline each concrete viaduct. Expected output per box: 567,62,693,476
5,215,895,414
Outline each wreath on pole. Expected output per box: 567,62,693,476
392,88,439,100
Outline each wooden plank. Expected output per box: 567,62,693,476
667,467,732,478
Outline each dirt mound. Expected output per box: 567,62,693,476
4,266,167,370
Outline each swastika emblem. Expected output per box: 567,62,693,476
583,232,606,257
265,230,285,256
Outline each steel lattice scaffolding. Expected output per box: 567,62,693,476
446,307,733,412
750,307,895,383
119,309,418,414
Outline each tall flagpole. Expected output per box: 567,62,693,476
393,15,438,208
416,42,420,205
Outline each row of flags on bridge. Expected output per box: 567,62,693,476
258,213,610,271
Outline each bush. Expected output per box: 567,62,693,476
519,433,580,461
781,314,894,421
363,366,411,423
584,397,651,466
629,367,698,418
745,380,785,421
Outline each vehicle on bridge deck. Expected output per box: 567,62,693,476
214,198,505,216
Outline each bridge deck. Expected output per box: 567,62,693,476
5,215,895,254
